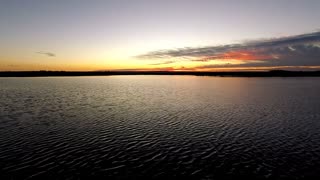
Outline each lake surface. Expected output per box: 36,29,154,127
1,76,320,179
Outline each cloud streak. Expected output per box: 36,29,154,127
136,31,320,68
149,61,175,65
37,51,56,57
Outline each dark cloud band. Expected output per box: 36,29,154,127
136,31,320,68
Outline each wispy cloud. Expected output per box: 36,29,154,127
136,31,320,68
37,51,56,57
7,64,20,67
114,67,176,71
149,61,175,65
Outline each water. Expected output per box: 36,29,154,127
0,76,320,179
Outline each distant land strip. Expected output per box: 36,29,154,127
0,70,320,77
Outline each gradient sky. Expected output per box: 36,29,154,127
1,0,320,71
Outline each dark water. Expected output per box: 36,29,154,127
0,76,320,179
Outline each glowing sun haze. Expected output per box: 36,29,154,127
0,0,320,71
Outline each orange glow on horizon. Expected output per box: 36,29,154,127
200,50,273,62
111,65,320,72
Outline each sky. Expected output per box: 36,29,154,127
0,0,320,71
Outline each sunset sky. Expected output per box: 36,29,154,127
1,0,320,71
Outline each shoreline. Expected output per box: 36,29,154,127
1,70,320,77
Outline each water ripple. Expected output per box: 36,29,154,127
0,76,320,179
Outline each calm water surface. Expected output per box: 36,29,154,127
0,76,320,179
